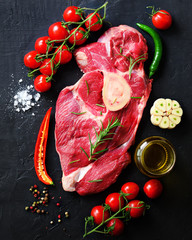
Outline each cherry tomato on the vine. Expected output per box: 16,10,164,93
54,45,72,64
143,179,163,199
105,193,124,212
85,13,103,32
121,182,140,200
35,36,54,54
24,50,41,69
152,10,172,30
48,22,69,42
107,218,124,236
63,6,82,22
40,59,57,76
126,200,145,218
34,74,51,92
68,27,87,46
91,205,110,225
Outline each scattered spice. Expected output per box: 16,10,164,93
13,85,41,112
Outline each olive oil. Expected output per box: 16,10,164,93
134,136,176,177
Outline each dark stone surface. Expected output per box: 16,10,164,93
0,0,192,239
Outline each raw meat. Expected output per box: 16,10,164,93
55,25,152,196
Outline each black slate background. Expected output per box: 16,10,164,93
0,0,192,239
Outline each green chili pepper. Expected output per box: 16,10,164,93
136,23,163,78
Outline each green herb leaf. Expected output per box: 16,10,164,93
71,112,87,115
96,103,105,108
88,179,103,183
81,118,122,161
69,159,80,164
85,80,89,96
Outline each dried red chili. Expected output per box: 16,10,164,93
34,107,54,185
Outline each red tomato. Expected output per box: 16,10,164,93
91,205,110,225
107,218,124,236
68,27,87,46
24,51,41,69
34,75,51,92
121,182,140,200
126,200,145,218
85,13,103,31
63,6,82,22
48,22,69,42
105,193,124,212
54,45,72,64
152,10,172,30
143,179,163,199
40,59,57,76
35,36,54,54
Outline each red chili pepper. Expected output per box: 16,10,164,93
34,107,54,185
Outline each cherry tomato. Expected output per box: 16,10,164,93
105,193,124,212
85,13,103,32
152,10,172,30
143,179,163,199
48,22,69,42
40,59,57,76
35,36,54,54
107,218,124,236
54,45,72,64
68,27,87,46
63,6,82,22
34,74,51,92
121,182,140,200
126,200,145,218
91,205,110,225
24,51,41,69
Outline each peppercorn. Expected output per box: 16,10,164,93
25,206,29,211
58,214,61,219
56,203,60,207
65,212,69,218
50,221,54,224
45,193,49,197
36,209,41,214
41,209,45,214
34,184,38,188
58,219,61,223
44,197,48,202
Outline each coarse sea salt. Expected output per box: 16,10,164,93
13,85,41,112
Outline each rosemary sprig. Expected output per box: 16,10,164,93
117,50,147,79
81,118,122,161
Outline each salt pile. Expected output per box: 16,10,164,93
13,85,41,112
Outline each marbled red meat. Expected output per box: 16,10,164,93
55,25,152,195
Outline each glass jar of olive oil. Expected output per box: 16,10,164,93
134,136,176,177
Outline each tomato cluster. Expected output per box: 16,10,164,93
24,5,104,92
84,179,163,237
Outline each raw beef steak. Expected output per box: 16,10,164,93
55,25,152,196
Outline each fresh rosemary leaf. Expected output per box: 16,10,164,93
69,159,80,164
80,147,89,159
131,97,142,99
81,118,122,161
88,179,103,183
96,103,105,108
71,112,87,115
85,80,89,96
100,111,103,115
